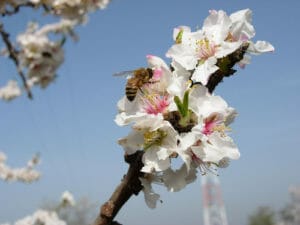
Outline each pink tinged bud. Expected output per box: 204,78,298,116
146,54,154,59
152,68,163,80
209,9,218,15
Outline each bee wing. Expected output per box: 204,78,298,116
113,70,135,79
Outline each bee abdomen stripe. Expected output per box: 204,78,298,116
126,88,137,93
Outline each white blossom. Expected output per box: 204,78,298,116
115,55,174,126
7,210,66,225
17,22,64,88
188,85,240,165
0,151,40,183
166,9,274,85
38,0,111,22
139,177,160,209
166,10,241,85
118,115,178,173
0,80,21,101
60,190,76,207
162,164,197,192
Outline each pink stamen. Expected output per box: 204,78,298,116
202,113,223,135
197,39,217,60
202,120,216,135
144,95,169,115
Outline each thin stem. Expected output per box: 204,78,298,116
0,22,33,99
205,42,249,93
93,151,144,225
1,2,36,17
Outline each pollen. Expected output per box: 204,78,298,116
175,29,184,44
212,124,231,136
143,93,170,115
143,129,167,150
195,38,217,60
225,32,236,42
203,113,231,136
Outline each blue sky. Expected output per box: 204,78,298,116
0,0,299,225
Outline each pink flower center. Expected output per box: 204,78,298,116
202,113,224,135
202,120,217,135
143,94,170,115
196,39,217,60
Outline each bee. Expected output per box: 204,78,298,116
114,68,153,101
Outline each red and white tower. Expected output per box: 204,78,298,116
201,173,228,225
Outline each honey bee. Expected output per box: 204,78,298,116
114,68,153,101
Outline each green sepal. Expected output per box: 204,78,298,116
175,29,184,44
182,90,190,117
174,96,185,116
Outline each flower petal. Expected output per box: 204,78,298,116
140,178,161,209
191,57,218,85
247,40,275,55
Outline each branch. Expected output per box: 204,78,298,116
93,151,144,225
206,42,249,93
1,2,36,17
93,44,250,225
93,43,250,225
0,22,33,99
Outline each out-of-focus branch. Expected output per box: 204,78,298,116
0,22,33,99
93,151,144,225
1,2,36,16
206,43,249,93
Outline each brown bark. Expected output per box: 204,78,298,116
1,2,37,17
93,151,144,225
0,23,33,99
206,42,249,93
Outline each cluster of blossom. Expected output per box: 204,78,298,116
16,20,75,90
0,151,40,182
0,0,110,21
30,0,110,22
1,191,76,225
0,80,22,101
0,0,110,101
115,9,274,208
60,190,76,207
0,210,66,225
